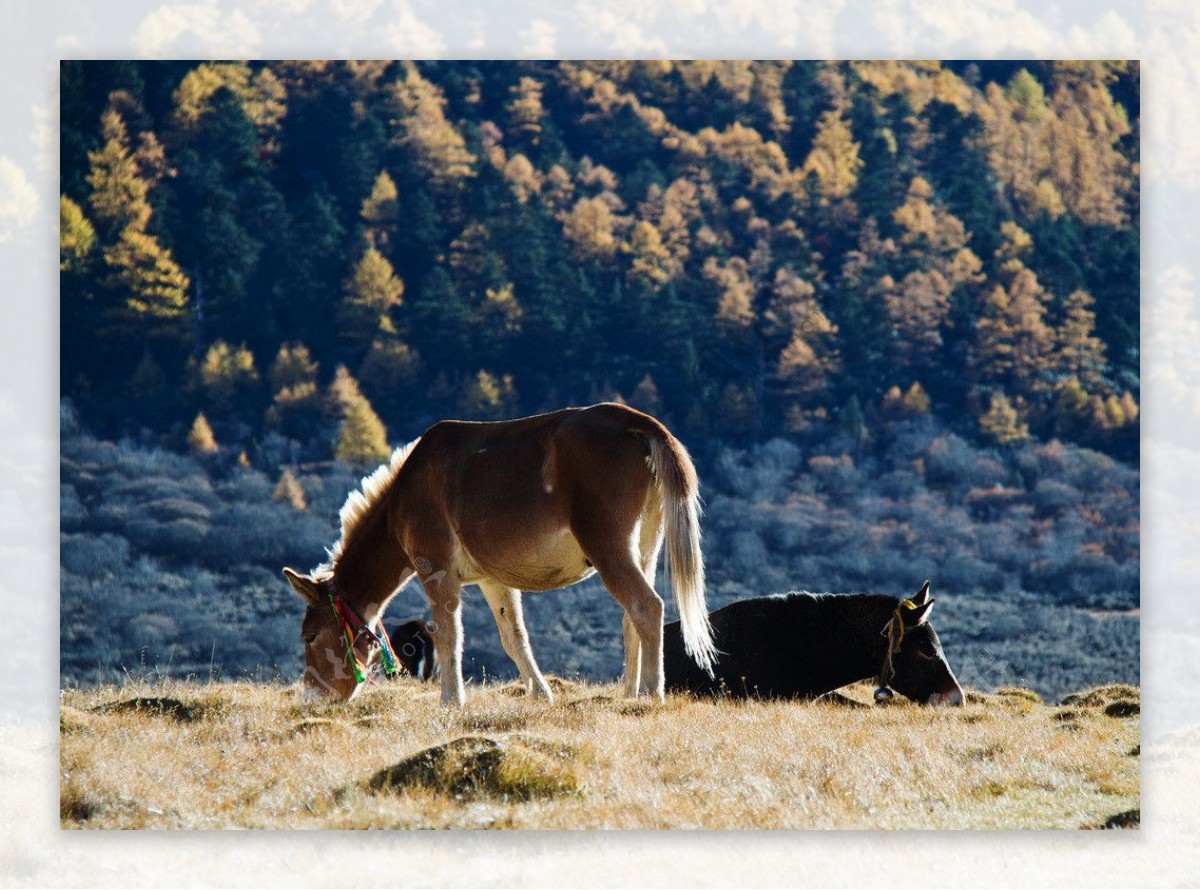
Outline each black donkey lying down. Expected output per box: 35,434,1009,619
663,581,964,706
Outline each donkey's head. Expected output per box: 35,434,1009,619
283,567,381,703
881,581,964,707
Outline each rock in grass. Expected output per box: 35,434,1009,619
1104,700,1140,718
995,687,1042,704
91,697,199,722
368,735,579,800
1060,685,1140,708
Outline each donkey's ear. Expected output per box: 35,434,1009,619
904,597,935,626
911,580,932,606
283,567,321,605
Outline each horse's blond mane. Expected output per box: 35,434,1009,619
315,437,421,577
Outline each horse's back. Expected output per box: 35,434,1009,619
412,404,664,590
412,402,663,499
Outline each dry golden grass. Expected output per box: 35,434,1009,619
59,678,1139,830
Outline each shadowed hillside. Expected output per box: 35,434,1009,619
60,404,1137,702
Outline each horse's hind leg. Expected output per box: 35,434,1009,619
479,581,554,703
592,556,665,701
621,613,641,697
621,506,664,697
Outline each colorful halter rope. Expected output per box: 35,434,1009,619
876,597,920,695
322,578,401,685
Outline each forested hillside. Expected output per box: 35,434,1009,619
60,60,1139,461
58,61,1139,699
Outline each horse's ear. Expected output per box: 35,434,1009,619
911,580,932,605
283,567,321,605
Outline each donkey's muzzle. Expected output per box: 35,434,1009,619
928,687,965,707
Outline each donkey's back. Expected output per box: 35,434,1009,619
664,587,963,705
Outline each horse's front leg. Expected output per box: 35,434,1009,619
422,571,466,707
480,581,554,703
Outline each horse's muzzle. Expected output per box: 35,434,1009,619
301,680,358,704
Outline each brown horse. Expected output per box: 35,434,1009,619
283,403,714,706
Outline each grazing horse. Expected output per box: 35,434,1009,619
387,619,436,681
283,403,714,706
663,581,964,706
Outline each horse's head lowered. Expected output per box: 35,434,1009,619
283,567,398,702
877,581,964,707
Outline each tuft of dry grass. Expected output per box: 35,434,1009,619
59,678,1139,830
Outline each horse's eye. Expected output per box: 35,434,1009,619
302,634,317,646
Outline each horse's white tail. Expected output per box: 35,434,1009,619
647,432,716,675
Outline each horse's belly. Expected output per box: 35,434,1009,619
466,525,596,592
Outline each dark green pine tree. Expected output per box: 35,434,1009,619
847,88,909,229
827,219,896,408
493,198,578,372
921,100,1001,262
271,187,347,356
781,61,824,166
1079,223,1139,390
407,265,473,373
163,87,284,351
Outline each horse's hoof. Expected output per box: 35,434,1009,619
873,687,895,704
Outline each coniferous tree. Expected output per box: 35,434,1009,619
197,340,259,414
86,108,152,240
267,343,321,438
979,392,1029,446
626,220,672,291
60,196,97,272
272,188,347,353
408,266,472,368
106,227,190,325
187,411,219,454
801,107,863,204
1055,289,1108,390
563,196,619,264
328,365,390,465
336,398,391,466
507,77,546,147
360,170,400,251
457,370,518,420
339,245,404,353
273,467,307,511
165,86,273,347
391,62,477,194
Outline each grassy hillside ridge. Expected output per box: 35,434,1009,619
60,678,1139,830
